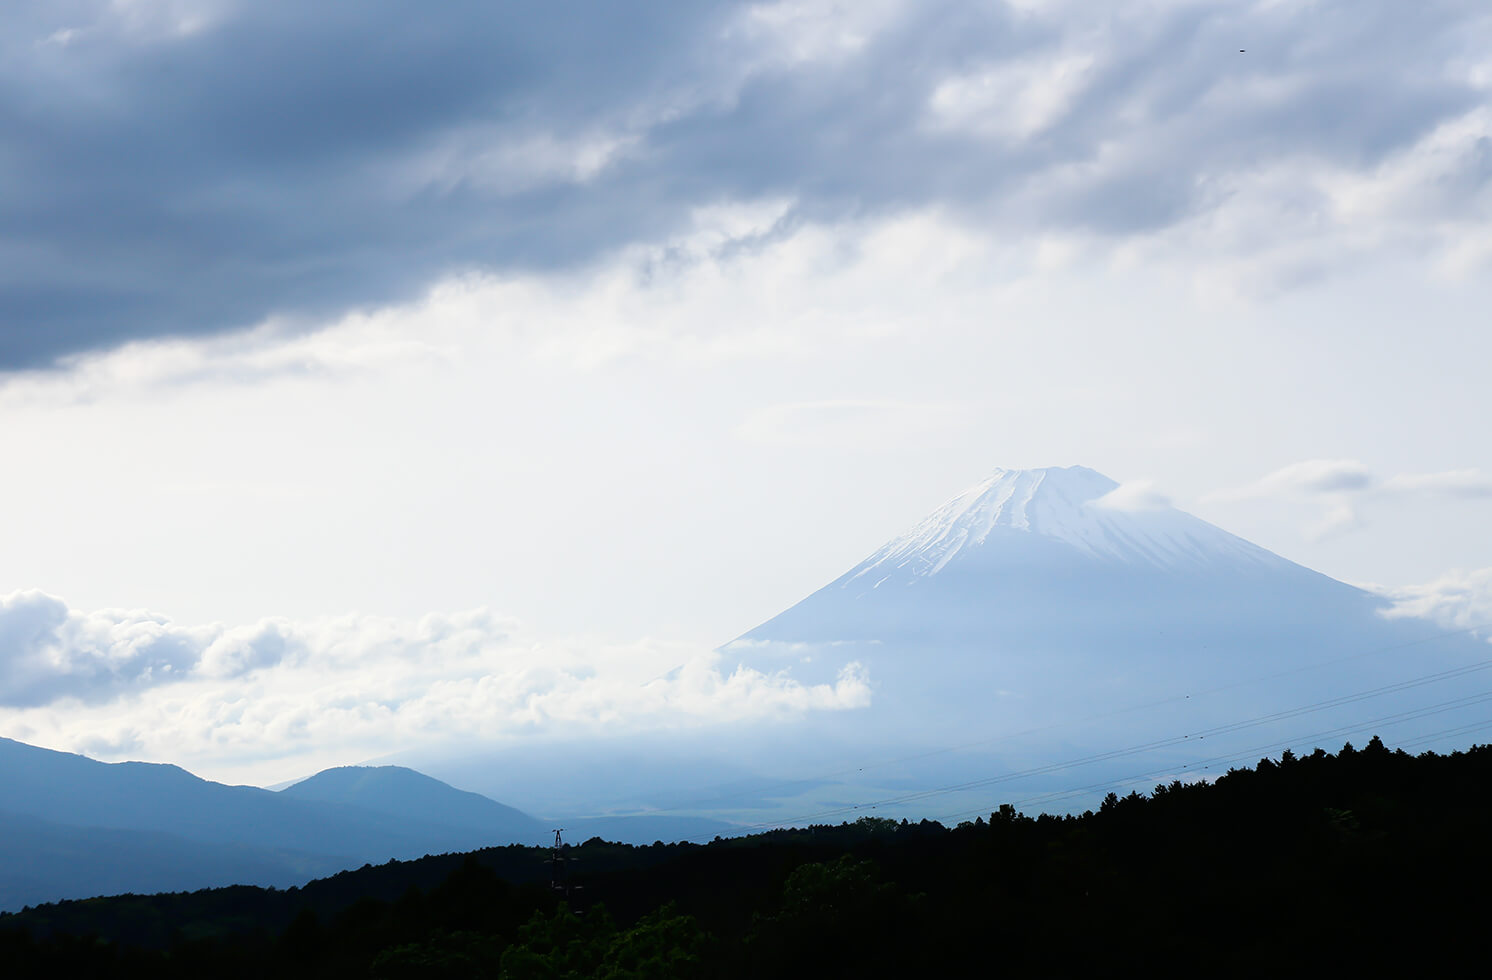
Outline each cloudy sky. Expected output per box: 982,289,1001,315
2,0,1490,784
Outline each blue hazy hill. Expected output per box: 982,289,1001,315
278,763,738,845
0,738,737,909
0,737,544,860
0,737,561,910
278,765,545,840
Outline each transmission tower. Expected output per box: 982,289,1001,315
548,828,583,910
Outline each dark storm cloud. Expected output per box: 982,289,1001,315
0,0,1486,368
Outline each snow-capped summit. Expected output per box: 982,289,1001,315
851,465,1281,583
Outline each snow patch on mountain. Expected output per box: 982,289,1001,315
847,466,1286,583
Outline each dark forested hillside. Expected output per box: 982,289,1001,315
4,737,1491,977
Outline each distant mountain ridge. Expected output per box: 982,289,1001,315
279,765,543,840
0,737,544,861
282,762,742,846
0,739,555,911
0,738,740,911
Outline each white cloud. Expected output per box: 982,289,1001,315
0,312,454,411
106,0,230,40
1212,459,1375,499
1378,568,1492,633
393,126,640,198
0,590,211,707
1093,70,1492,297
929,52,1097,143
1206,460,1371,540
0,202,996,412
39,27,79,47
1304,499,1365,543
1217,460,1492,502
0,591,872,784
733,0,908,67
1092,480,1173,512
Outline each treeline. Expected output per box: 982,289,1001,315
4,737,1492,977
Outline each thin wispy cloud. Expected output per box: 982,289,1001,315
1215,460,1492,502
1213,459,1377,498
1210,459,1492,541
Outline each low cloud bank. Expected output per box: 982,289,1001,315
0,590,870,778
0,589,517,708
1378,568,1492,634
1092,480,1173,513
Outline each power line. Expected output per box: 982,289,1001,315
907,688,1492,824
675,653,1492,841
638,620,1492,818
706,687,1492,837
933,701,1492,825
1397,719,1492,751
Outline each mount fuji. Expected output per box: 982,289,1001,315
704,465,1488,815
425,466,1487,825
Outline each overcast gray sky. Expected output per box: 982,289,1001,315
2,0,1490,783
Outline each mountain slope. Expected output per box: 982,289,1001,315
279,765,544,841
